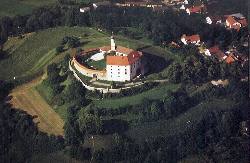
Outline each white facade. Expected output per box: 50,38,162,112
111,36,116,51
80,7,90,13
206,17,212,24
106,59,142,82
107,65,131,81
181,37,187,45
180,5,185,10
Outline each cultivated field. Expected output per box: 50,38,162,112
0,0,56,17
10,76,64,136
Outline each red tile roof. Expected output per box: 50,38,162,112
209,46,226,60
100,45,134,55
238,18,248,27
225,54,235,64
100,46,111,51
106,51,142,66
182,34,200,42
187,5,204,13
226,16,238,26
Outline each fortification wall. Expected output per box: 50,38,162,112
72,57,107,80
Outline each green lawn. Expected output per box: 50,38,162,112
86,59,106,70
0,0,57,17
93,83,180,108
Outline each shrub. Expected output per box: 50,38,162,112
56,45,64,54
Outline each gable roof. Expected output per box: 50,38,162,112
208,46,226,60
187,5,204,13
225,54,235,64
106,51,142,66
226,16,238,26
238,18,248,27
182,34,200,42
100,45,134,55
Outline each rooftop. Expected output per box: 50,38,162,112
106,51,142,66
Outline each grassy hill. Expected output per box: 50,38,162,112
0,0,57,17
126,98,237,142
1,26,176,83
1,27,108,81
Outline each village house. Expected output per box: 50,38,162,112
204,46,227,61
115,1,163,8
186,4,205,15
181,34,201,45
225,14,248,31
225,53,236,64
225,49,248,64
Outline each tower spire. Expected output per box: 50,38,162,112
111,32,116,51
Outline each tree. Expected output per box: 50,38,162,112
150,101,163,120
78,110,103,135
166,62,182,83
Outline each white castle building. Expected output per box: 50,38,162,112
72,35,145,82
103,36,144,82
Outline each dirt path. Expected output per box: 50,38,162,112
10,76,64,136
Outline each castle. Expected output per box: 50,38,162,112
72,35,145,82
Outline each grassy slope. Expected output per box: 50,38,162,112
93,83,180,108
0,0,56,17
126,98,237,143
1,27,106,81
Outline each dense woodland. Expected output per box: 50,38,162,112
0,1,249,162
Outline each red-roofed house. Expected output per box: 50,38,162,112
181,34,201,45
204,46,227,61
186,5,204,15
225,15,248,31
225,54,236,64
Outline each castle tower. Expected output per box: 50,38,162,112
111,34,116,51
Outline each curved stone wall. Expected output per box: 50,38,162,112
72,57,107,80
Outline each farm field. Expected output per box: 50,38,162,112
0,0,57,17
10,76,64,136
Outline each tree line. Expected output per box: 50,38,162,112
0,3,247,55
